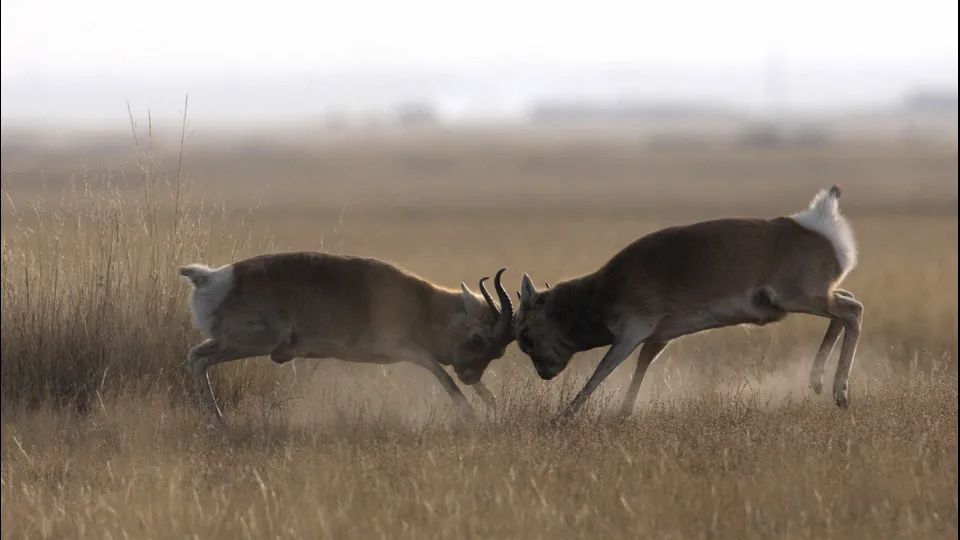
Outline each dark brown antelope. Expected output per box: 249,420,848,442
514,186,861,416
178,252,513,422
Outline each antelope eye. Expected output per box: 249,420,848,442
469,334,485,349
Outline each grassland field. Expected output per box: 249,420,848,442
1,128,957,538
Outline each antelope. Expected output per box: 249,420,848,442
178,252,514,421
514,186,862,417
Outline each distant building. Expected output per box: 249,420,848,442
902,90,958,114
394,102,438,127
528,100,735,124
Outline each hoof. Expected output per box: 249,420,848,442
834,392,849,410
833,380,849,409
810,380,823,395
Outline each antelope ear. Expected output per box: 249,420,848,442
460,282,483,314
519,273,538,304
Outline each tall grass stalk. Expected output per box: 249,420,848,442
1,111,276,409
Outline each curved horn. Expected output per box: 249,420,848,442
478,276,499,314
493,268,513,337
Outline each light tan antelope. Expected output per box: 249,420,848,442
514,186,861,416
178,252,513,421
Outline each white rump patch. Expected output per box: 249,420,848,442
180,263,234,336
790,188,857,278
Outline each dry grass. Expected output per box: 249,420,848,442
2,380,956,539
1,129,957,538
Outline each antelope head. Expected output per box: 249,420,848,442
452,268,514,385
514,273,575,380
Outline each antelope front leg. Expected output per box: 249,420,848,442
561,324,649,418
619,340,669,417
471,380,498,410
411,358,477,419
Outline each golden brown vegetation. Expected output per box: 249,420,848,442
1,129,957,538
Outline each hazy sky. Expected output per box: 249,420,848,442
2,0,957,123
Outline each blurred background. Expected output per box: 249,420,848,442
2,0,957,135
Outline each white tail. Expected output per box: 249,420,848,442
177,264,234,336
790,185,857,278
178,263,216,286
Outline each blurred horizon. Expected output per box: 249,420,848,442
2,0,957,128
